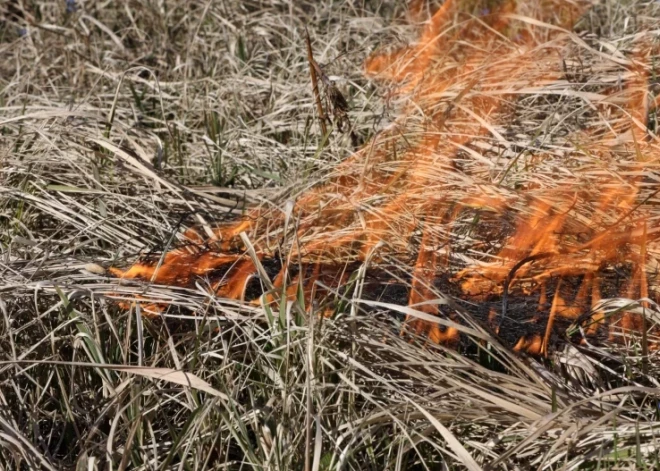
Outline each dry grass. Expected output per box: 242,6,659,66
1,0,660,469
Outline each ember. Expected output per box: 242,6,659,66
111,0,660,356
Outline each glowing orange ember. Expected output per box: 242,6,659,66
111,0,660,356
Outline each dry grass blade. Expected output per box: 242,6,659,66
408,400,483,471
305,27,328,139
109,366,229,400
0,360,228,400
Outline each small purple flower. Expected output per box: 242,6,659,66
17,27,27,37
479,8,490,16
66,0,77,14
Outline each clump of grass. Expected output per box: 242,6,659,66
1,0,660,470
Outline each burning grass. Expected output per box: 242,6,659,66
2,0,660,469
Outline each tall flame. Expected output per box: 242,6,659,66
111,0,660,355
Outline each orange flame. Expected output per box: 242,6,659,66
111,0,660,355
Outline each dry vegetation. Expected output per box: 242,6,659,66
1,0,660,470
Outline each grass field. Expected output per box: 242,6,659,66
2,0,660,469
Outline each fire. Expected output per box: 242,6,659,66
111,0,660,356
